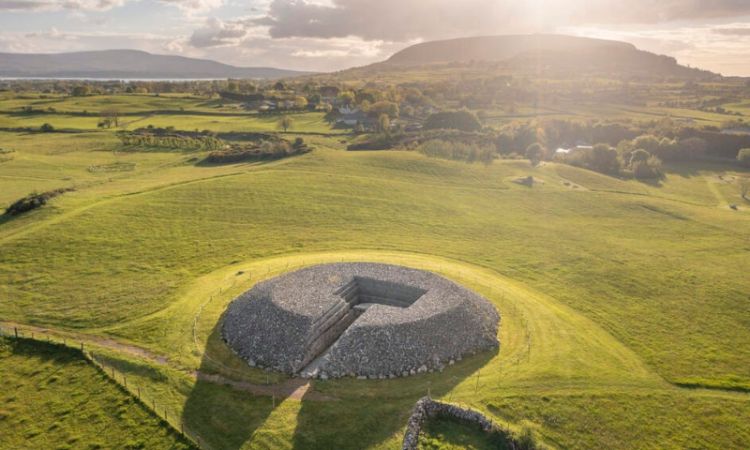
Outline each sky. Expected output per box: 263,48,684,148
2,0,750,75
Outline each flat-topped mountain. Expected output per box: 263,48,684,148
0,49,309,80
380,34,716,78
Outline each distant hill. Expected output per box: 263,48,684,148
378,34,717,79
0,49,309,80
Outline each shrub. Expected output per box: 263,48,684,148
424,110,482,132
516,426,539,450
738,148,750,167
204,139,311,164
565,143,622,175
418,139,494,165
117,132,224,151
40,123,55,132
4,188,74,216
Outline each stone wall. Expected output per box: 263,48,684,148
403,397,523,450
223,263,500,379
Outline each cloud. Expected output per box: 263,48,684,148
713,26,750,36
256,0,750,42
257,0,519,41
158,0,224,14
0,0,224,13
0,0,125,11
189,17,247,47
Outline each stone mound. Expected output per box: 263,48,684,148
222,263,499,379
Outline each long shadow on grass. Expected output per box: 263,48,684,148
291,352,496,449
181,323,279,450
182,317,495,450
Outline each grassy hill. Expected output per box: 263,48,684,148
368,34,716,79
0,93,749,449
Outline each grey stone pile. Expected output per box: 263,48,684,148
222,262,499,379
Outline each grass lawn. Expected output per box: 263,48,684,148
1,100,749,449
0,336,193,449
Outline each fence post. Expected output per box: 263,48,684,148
14,327,18,338
137,386,141,400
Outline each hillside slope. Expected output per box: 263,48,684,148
0,49,309,79
380,34,715,78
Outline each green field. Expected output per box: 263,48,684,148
0,337,192,449
1,93,749,449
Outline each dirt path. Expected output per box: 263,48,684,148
194,372,330,401
0,320,331,401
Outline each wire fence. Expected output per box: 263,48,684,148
0,324,208,450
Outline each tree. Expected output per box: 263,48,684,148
588,144,621,175
424,110,482,132
100,109,120,129
71,85,91,97
632,135,661,154
738,148,750,168
629,148,651,166
40,123,55,132
338,91,355,106
377,114,390,134
277,115,293,132
367,101,400,119
633,155,663,180
525,143,545,166
679,137,707,160
294,96,308,110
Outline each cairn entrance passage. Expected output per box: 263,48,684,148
222,263,499,379
299,277,427,375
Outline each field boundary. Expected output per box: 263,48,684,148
0,325,207,449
